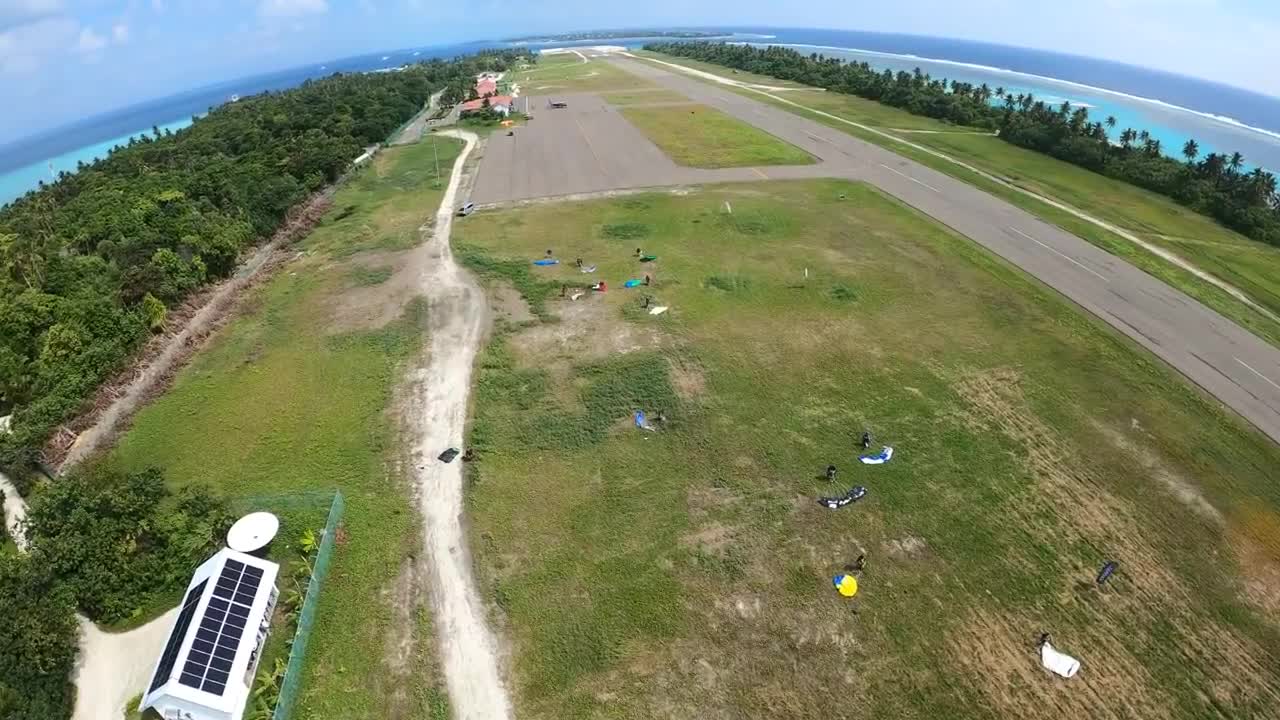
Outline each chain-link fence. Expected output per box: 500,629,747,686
272,489,344,720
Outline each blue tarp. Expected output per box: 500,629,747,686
533,259,559,266
624,279,643,288
634,410,646,427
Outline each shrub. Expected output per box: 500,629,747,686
25,465,233,624
600,223,651,240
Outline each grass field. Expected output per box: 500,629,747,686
517,53,654,93
636,52,1280,349
455,180,1280,719
621,104,816,168
602,88,692,106
110,138,460,719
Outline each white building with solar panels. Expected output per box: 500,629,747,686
141,548,280,720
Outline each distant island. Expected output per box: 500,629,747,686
504,30,720,43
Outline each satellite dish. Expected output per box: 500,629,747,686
227,512,279,553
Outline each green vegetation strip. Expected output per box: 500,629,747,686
456,180,1280,719
621,103,816,168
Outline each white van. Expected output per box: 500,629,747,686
458,202,475,217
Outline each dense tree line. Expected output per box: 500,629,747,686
1,465,230,720
0,50,525,488
646,42,1280,245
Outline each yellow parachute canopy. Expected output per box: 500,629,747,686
833,573,858,598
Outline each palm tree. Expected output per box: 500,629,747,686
995,86,1005,98
1201,152,1226,180
1105,115,1117,130
1182,139,1199,164
1120,128,1137,149
1138,129,1151,143
1228,152,1245,175
1147,138,1163,157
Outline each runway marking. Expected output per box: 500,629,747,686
724,201,732,214
804,131,827,143
1235,357,1280,392
877,163,940,193
1009,227,1109,282
572,113,609,179
751,167,769,180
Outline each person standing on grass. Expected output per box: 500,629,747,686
826,465,838,482
861,431,872,450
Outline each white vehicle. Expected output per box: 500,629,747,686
458,202,475,216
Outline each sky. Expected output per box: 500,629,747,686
2,0,1279,144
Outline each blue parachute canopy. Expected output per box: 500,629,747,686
859,446,894,465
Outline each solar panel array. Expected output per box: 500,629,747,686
177,558,265,696
149,580,208,694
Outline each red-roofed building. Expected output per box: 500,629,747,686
459,95,514,116
475,78,497,97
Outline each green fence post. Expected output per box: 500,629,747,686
272,490,344,720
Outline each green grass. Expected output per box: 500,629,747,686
349,265,393,287
621,103,816,168
456,180,1280,719
517,54,654,93
110,137,460,719
637,52,1280,349
601,88,691,106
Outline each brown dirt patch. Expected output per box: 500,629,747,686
882,535,928,559
681,522,735,557
1231,510,1280,616
947,609,1176,720
327,247,426,333
509,297,662,369
951,368,1280,712
668,357,707,400
488,281,534,325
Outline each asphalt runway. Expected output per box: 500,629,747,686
465,58,1280,446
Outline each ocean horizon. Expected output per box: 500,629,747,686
4,26,1279,206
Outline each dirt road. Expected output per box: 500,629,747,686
406,128,512,720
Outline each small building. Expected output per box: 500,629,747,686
141,548,280,720
475,77,498,97
459,95,514,116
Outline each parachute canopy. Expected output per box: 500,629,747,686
860,446,894,465
833,573,859,597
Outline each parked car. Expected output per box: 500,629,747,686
458,202,475,216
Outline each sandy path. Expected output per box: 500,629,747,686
624,51,1278,325
406,128,512,719
72,610,178,720
0,471,27,549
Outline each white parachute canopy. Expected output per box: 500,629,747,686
1041,641,1081,678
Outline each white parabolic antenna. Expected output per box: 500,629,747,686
227,512,280,553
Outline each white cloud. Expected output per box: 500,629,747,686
112,23,129,44
75,26,106,54
0,14,74,74
0,0,63,32
258,0,328,17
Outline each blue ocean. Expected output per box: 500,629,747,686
3,27,1279,206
